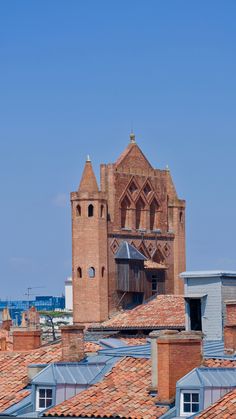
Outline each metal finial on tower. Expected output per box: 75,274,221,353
86,155,91,162
130,132,136,144
166,164,170,171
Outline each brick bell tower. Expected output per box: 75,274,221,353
71,156,108,323
71,134,186,323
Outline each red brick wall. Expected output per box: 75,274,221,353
71,190,108,323
71,142,186,322
0,337,7,351
224,325,236,353
13,330,41,351
1,320,12,331
226,302,236,325
61,325,85,362
157,331,202,403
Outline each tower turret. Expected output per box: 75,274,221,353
71,157,108,323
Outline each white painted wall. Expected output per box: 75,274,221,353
185,277,222,340
65,277,73,311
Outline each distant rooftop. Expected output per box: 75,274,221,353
180,270,236,279
90,295,185,331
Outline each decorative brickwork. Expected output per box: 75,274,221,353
71,135,186,323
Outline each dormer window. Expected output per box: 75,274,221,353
36,387,53,411
180,391,200,416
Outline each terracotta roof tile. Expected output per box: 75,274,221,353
0,342,62,412
0,340,99,412
121,337,147,346
45,357,167,418
196,389,236,418
204,358,236,368
92,295,185,330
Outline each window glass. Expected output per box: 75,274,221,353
152,275,158,294
37,388,53,410
88,267,95,278
182,392,199,415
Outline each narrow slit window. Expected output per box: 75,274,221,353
77,267,82,278
76,204,81,216
88,204,94,217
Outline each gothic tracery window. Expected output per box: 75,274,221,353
121,196,132,228
150,198,159,230
136,196,146,230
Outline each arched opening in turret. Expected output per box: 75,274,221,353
101,266,105,277
136,196,146,230
77,267,82,278
121,196,132,229
150,198,159,230
100,205,104,218
76,204,81,216
88,204,94,217
88,267,95,278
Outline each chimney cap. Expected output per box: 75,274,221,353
61,325,85,332
158,330,203,342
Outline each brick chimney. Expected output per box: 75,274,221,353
1,307,12,331
224,300,236,354
61,325,85,362
157,330,203,404
0,337,7,351
13,329,41,351
149,330,161,391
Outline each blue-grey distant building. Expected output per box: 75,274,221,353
180,271,236,341
0,296,65,324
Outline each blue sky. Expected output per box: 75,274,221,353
1,1,236,298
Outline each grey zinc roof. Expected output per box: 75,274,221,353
177,367,236,389
114,241,147,261
180,270,236,279
31,355,117,386
204,340,236,360
98,343,151,359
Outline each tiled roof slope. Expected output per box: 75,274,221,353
204,358,236,367
121,337,147,346
196,389,236,418
0,340,100,412
92,295,185,330
0,342,62,412
45,357,167,418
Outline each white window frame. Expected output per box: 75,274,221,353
180,390,200,417
36,387,53,411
